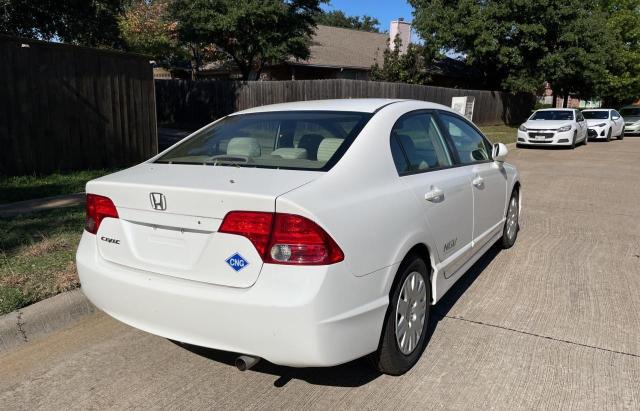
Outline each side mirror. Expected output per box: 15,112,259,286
492,143,508,163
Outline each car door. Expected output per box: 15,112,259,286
437,112,508,250
611,110,623,135
390,111,474,277
575,110,587,140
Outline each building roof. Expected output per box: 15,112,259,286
291,25,389,70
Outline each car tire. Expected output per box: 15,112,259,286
606,129,611,142
571,132,577,149
371,255,430,376
619,128,625,140
501,189,519,249
583,132,588,146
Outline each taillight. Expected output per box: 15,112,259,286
85,194,119,234
219,212,344,265
218,211,274,256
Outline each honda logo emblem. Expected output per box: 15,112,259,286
149,192,167,211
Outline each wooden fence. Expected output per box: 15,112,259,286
156,79,535,129
0,35,157,176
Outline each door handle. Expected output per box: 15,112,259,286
472,176,484,188
425,187,444,203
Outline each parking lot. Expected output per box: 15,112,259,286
1,138,639,410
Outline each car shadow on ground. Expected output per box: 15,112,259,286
174,244,503,388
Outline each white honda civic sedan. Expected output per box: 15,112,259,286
517,108,588,148
77,99,521,375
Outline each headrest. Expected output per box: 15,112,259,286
317,138,343,162
227,137,261,157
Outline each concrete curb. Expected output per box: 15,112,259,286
0,288,95,352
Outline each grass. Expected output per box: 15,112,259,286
479,124,519,145
0,206,84,315
0,169,118,204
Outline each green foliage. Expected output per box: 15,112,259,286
0,0,125,48
0,169,117,204
119,0,188,66
410,0,640,103
168,0,324,80
370,37,431,84
598,0,640,105
315,10,381,33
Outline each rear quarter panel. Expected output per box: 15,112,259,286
276,102,442,297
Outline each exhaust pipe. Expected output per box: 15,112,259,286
235,355,261,371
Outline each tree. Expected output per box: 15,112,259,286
0,0,124,48
370,37,431,84
119,0,184,64
315,10,381,33
597,0,640,105
168,0,323,80
409,0,616,105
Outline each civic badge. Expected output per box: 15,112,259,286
226,252,249,272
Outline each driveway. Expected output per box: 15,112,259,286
1,139,639,410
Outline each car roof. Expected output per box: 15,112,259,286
232,98,453,115
582,108,610,111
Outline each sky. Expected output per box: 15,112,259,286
321,0,415,31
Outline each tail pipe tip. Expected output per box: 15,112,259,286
235,355,261,371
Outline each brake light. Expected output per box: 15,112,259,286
219,212,344,265
85,194,119,234
218,211,274,256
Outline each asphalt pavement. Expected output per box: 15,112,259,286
1,137,639,410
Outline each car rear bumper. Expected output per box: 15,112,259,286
76,231,390,367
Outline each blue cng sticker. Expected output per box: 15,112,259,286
225,252,249,272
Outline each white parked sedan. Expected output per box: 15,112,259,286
582,109,625,141
517,108,588,148
77,99,521,375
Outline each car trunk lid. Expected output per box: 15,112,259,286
88,163,318,288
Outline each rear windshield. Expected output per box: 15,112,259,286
620,107,640,116
156,111,372,170
582,111,609,120
530,110,574,121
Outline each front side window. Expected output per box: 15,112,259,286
582,111,609,120
530,110,575,121
156,111,372,170
576,111,585,122
390,112,453,174
439,113,491,165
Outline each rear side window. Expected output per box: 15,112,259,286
391,112,453,174
439,113,491,165
156,111,372,170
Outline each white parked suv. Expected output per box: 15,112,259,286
77,99,521,375
517,108,588,148
582,109,625,141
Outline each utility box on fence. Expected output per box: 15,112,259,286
451,96,476,121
